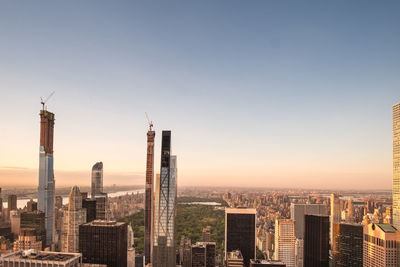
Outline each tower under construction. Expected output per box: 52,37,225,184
144,122,155,264
38,108,55,246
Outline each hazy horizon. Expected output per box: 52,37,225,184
1,1,400,190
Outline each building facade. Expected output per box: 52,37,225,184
225,208,256,267
144,129,155,265
303,215,329,267
20,211,46,249
332,222,363,267
363,223,400,267
393,103,400,228
153,131,177,267
1,250,82,267
79,220,128,267
274,219,295,267
13,228,42,251
37,109,55,246
61,186,87,252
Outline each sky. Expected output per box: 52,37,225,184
0,1,399,190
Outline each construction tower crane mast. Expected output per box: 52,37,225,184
40,91,55,110
145,112,153,131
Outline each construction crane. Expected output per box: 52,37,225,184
40,91,55,110
145,112,153,131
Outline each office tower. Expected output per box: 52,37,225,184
13,228,42,251
144,128,155,265
294,239,303,267
82,198,96,222
227,250,244,267
180,237,192,267
330,194,340,247
26,199,38,212
202,226,211,242
91,162,103,197
95,193,108,220
7,195,17,218
332,222,363,267
303,215,329,267
250,260,286,267
153,131,177,267
192,243,206,267
204,242,216,267
0,188,2,219
274,219,295,267
290,204,327,239
61,186,86,252
10,210,20,236
225,208,256,267
393,103,400,228
363,223,400,267
347,198,354,221
38,108,55,246
79,220,128,267
2,251,82,267
20,210,46,247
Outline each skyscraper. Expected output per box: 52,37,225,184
303,215,329,267
225,208,256,267
363,223,400,267
332,222,363,267
347,198,354,222
79,220,128,267
7,195,17,218
38,108,55,246
61,186,86,252
274,219,295,267
20,210,46,248
144,128,155,265
330,193,340,246
393,102,400,228
91,162,103,197
153,131,177,267
192,243,206,267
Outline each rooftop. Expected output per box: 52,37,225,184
2,250,81,262
376,224,398,233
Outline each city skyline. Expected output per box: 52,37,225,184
1,1,400,190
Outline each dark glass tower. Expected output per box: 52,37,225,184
225,208,256,267
79,220,128,267
304,215,329,267
153,131,177,267
332,222,363,267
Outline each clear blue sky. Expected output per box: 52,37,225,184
0,1,399,189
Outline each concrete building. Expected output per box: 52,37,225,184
144,129,155,265
303,215,329,267
7,195,17,219
94,193,108,220
37,109,55,246
26,200,37,212
363,223,400,267
79,220,127,267
393,103,400,228
330,194,341,247
227,250,244,267
202,226,211,242
10,211,20,237
192,243,206,267
91,162,103,198
13,228,42,251
20,211,45,248
153,131,177,267
274,219,295,267
225,208,256,267
1,250,82,267
82,198,96,222
61,186,87,252
332,222,363,267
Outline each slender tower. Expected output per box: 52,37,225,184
144,118,155,265
38,107,55,246
153,131,177,267
393,102,400,228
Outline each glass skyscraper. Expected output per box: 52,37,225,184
153,131,177,267
38,109,55,246
393,103,400,228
